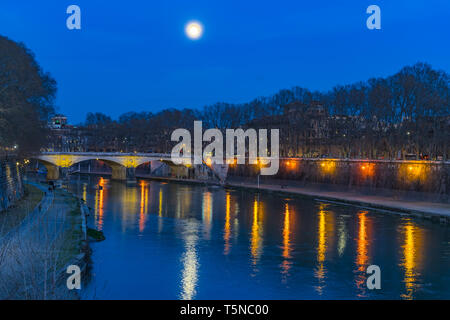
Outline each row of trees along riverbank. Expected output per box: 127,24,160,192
0,37,85,299
78,63,449,160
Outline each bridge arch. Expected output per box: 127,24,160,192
32,154,145,182
34,158,61,181
32,152,228,183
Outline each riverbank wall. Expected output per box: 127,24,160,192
0,159,24,211
228,159,450,202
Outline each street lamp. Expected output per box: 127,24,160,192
256,159,261,189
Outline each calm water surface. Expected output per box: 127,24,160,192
66,176,450,299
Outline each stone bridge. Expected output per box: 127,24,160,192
33,152,228,183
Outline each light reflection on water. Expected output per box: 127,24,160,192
355,211,370,297
139,180,149,233
94,177,106,231
179,219,200,300
250,196,263,269
400,222,424,300
224,193,231,255
280,203,293,283
202,192,212,240
314,204,334,295
68,176,450,300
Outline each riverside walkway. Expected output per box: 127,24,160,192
0,180,83,299
1,181,54,241
226,181,450,220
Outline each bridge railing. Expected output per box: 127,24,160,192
38,152,450,165
40,151,173,158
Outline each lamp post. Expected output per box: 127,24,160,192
256,159,261,189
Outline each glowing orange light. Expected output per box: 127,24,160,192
402,163,425,181
319,160,336,174
359,163,375,178
285,160,297,170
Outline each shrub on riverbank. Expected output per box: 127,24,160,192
87,228,105,241
0,185,86,299
0,185,43,236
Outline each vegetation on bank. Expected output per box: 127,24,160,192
87,228,105,241
54,189,85,269
0,185,86,299
0,184,43,235
87,228,106,241
0,35,56,156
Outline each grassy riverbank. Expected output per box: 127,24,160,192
53,189,85,269
0,183,87,299
0,184,43,236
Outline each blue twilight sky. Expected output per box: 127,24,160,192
0,1,449,123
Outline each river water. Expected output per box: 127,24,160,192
66,175,450,300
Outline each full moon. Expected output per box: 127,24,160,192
185,21,203,40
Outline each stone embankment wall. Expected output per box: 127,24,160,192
228,159,450,197
0,160,24,211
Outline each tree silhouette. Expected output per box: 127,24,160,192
0,35,56,155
